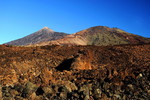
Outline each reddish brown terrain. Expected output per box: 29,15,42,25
0,44,150,100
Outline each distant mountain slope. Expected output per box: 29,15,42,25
6,27,68,46
36,26,150,46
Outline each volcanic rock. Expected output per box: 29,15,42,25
0,44,149,99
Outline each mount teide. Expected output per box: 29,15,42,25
36,26,150,46
6,27,68,46
6,26,150,46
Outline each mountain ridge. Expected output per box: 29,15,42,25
6,26,150,46
35,26,150,46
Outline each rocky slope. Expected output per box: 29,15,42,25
0,44,149,100
6,27,68,46
36,26,150,46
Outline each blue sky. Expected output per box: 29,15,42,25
0,0,150,44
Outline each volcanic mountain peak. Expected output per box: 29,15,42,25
39,27,55,32
42,26,50,29
6,27,68,46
